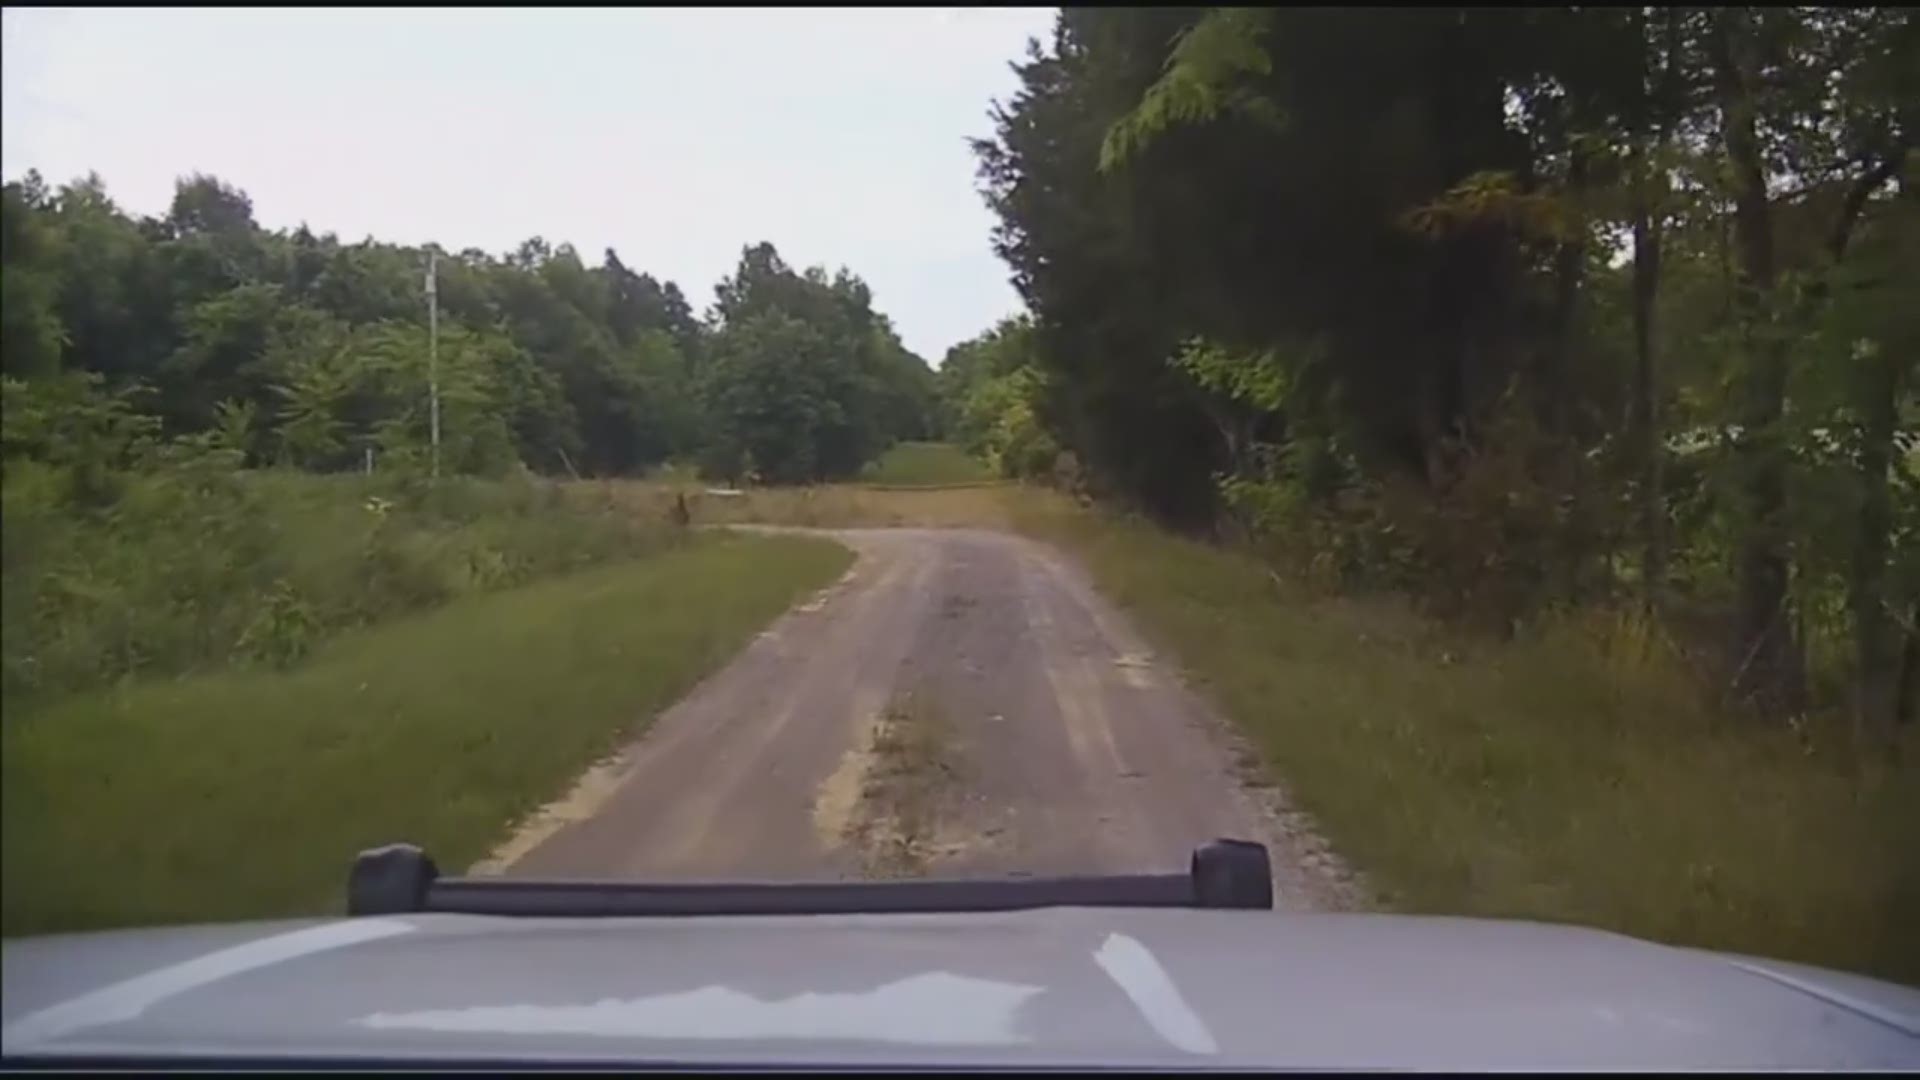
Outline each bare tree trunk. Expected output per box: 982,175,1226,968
1629,175,1665,607
1545,148,1589,440
1629,3,1682,609
1847,162,1915,747
1850,344,1901,745
1716,8,1800,716
1898,599,1919,729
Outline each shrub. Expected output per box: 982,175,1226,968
1,455,674,704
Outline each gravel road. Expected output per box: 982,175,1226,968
487,527,1360,911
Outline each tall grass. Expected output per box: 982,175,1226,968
2,463,679,703
2,533,853,934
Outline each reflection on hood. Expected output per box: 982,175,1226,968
358,970,1045,1046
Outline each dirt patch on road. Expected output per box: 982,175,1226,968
810,710,880,855
816,690,996,878
851,692,955,876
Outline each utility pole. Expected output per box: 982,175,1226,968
426,248,441,480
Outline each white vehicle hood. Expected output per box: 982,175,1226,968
5,908,1918,1069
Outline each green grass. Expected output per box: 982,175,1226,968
1005,493,1920,986
3,464,675,703
1,532,853,935
859,441,996,486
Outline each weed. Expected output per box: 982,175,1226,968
237,581,321,668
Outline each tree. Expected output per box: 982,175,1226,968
700,311,840,485
983,8,1550,523
1,167,752,482
939,316,1047,469
160,284,292,431
166,173,257,239
0,174,66,376
1713,7,1800,714
603,249,701,358
45,175,175,386
699,242,931,483
967,3,1920,730
942,336,1059,481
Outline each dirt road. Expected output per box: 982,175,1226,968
487,527,1358,911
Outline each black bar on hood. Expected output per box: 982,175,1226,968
347,839,1273,917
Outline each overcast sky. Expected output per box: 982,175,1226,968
1,7,1054,362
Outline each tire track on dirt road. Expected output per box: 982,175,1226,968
487,527,1361,911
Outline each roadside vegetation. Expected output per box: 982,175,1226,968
920,8,1916,980
2,454,679,706
1005,491,1920,985
0,345,857,935
859,440,996,487
955,8,1917,743
670,479,1917,984
2,532,851,934
1,168,921,933
3,172,941,490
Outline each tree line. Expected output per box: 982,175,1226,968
945,7,1916,737
2,171,940,485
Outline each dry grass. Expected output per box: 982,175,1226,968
589,478,1021,531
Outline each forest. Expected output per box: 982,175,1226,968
0,169,943,702
940,6,1918,741
1,172,940,485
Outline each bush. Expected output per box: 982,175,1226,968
1,454,676,704
1226,407,1623,634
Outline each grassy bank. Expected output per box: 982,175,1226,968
1004,493,1920,984
2,464,679,703
859,441,996,486
2,532,852,935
